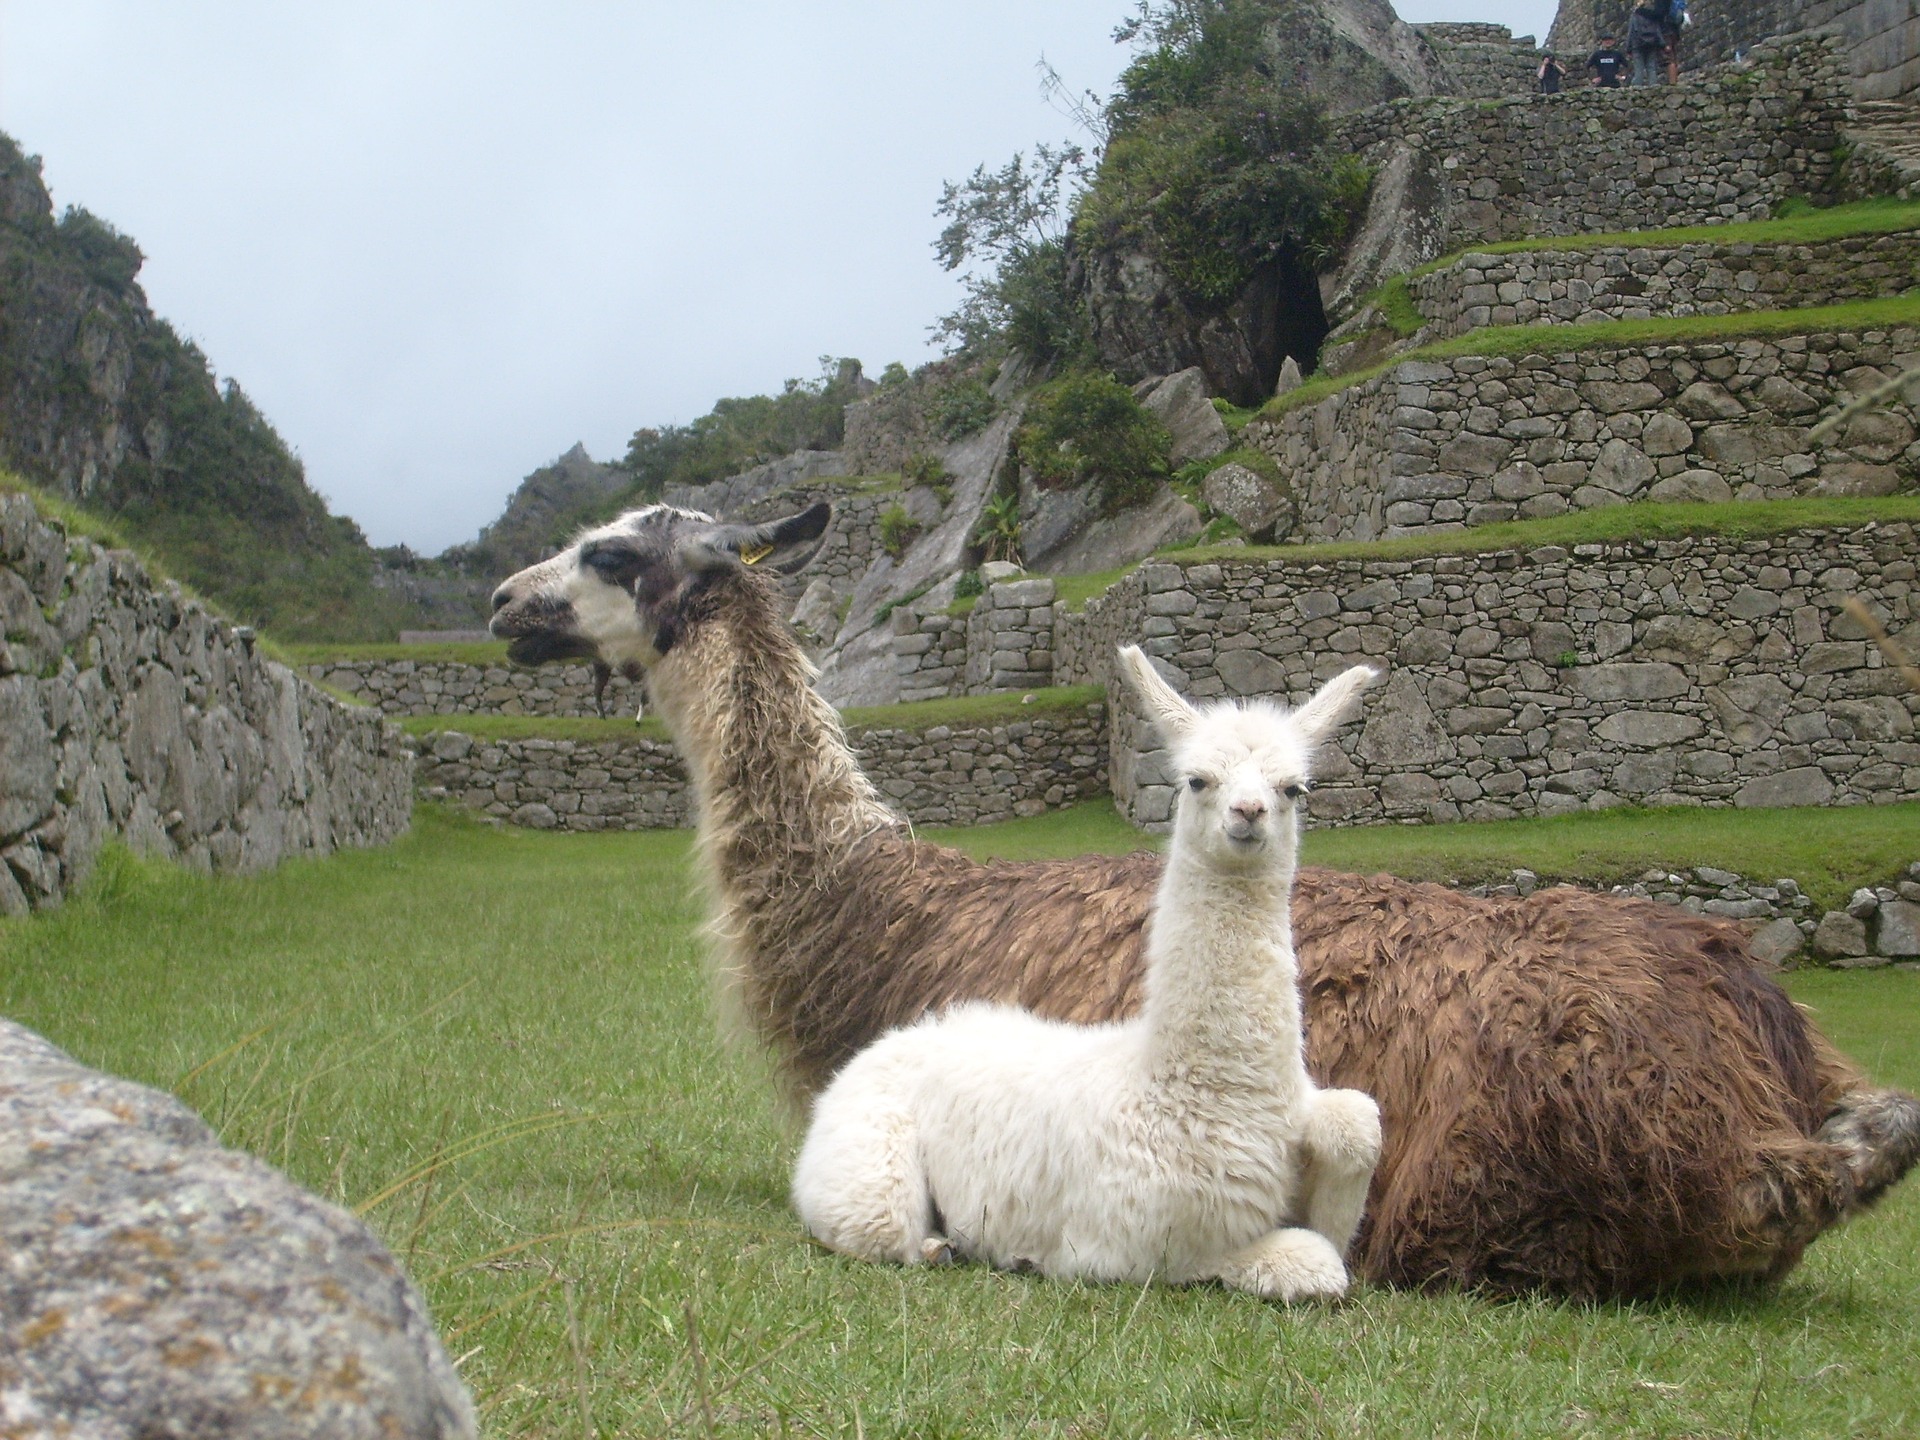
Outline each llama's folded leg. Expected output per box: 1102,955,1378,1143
1214,1226,1348,1302
791,1102,936,1265
1297,1086,1383,1256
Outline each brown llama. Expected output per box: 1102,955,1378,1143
490,501,1920,1299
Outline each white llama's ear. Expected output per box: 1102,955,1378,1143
1116,644,1197,743
1292,664,1381,746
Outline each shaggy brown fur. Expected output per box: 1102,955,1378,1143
494,510,1920,1299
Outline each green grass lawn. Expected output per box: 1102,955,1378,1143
5,803,1919,1438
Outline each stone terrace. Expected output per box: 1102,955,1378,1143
1409,228,1920,339
1247,324,1920,541
1052,523,1919,830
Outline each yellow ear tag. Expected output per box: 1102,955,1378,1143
738,541,774,566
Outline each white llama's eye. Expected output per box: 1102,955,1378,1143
1187,776,1208,792
1283,782,1309,802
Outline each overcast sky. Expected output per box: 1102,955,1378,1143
0,2,1557,553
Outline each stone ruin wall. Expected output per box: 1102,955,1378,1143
1417,22,1544,99
1550,0,1920,102
1245,326,1920,542
0,493,412,914
1332,34,1852,255
412,703,1109,832
1054,525,1919,830
1410,230,1920,340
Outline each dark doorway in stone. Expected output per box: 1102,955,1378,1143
1268,252,1330,392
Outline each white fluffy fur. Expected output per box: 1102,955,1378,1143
791,647,1385,1301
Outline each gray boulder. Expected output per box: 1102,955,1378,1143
1136,369,1230,467
1018,479,1203,576
1319,139,1453,326
0,1019,476,1439
1202,462,1294,539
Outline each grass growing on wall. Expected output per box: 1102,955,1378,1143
4,802,1917,1438
397,685,1109,747
1047,495,1920,612
1408,196,1920,276
1262,291,1920,420
281,640,513,667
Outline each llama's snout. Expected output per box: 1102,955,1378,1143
1224,796,1268,844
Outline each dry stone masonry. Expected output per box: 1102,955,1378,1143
1409,230,1920,340
0,493,411,913
1332,34,1853,256
1052,524,1918,830
412,700,1109,832
1246,326,1920,541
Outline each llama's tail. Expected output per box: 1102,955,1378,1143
1819,1086,1920,1213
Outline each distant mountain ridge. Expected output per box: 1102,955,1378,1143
0,130,414,641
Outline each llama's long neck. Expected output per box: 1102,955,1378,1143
647,574,897,950
1141,839,1306,1096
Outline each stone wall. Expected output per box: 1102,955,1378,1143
1331,34,1852,255
1245,325,1920,541
412,702,1110,831
1419,22,1543,99
1410,230,1920,338
1550,0,1920,102
307,656,644,719
0,492,412,913
1053,526,1919,830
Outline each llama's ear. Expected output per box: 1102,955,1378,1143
679,503,832,575
1291,664,1381,746
1116,645,1197,743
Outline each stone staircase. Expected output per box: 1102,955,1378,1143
1847,97,1920,197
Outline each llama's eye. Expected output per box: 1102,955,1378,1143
1187,776,1208,792
1283,783,1309,802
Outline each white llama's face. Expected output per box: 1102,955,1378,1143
1171,706,1312,869
1115,644,1380,868
489,502,830,670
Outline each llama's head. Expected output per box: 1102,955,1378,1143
1116,645,1378,872
488,502,831,672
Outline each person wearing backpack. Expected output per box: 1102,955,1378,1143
1626,3,1667,86
1662,0,1691,82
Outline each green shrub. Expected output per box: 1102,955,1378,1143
1013,372,1172,513
973,490,1023,565
928,378,998,440
879,361,910,387
878,504,921,559
901,452,949,488
953,568,985,600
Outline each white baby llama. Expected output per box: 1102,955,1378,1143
792,646,1383,1301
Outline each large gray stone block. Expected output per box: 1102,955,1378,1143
0,1019,476,1438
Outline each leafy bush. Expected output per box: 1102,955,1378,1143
972,490,1023,565
927,378,998,440
56,207,143,291
901,452,949,488
953,568,985,600
620,357,868,504
878,504,921,559
1013,372,1171,513
879,361,910,387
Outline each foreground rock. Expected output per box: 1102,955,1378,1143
0,1019,476,1439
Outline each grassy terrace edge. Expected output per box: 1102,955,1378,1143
1409,197,1920,278
397,683,1108,746
1051,495,1920,611
1261,292,1920,422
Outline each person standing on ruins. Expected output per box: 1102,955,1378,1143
1626,3,1668,86
1586,34,1628,87
1661,0,1690,83
1537,52,1568,93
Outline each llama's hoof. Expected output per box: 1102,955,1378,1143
919,1236,957,1266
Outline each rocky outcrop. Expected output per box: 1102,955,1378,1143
0,1018,476,1438
1135,369,1231,466
1266,0,1451,113
1319,139,1452,326
0,491,412,914
450,442,629,577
